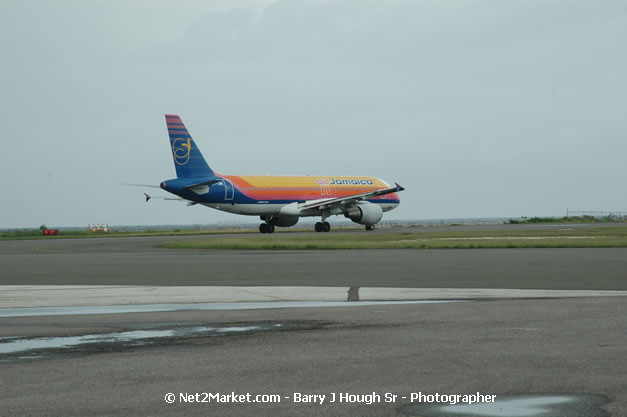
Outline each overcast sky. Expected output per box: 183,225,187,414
1,0,625,228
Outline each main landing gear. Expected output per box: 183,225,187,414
365,224,375,231
259,223,275,234
315,222,331,233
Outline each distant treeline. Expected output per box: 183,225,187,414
507,215,626,224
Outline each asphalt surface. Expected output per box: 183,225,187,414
1,298,625,416
1,225,626,416
1,228,627,289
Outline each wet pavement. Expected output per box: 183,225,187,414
0,322,304,362
1,297,625,416
399,393,609,416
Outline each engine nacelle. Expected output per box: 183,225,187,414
344,202,383,225
272,216,299,227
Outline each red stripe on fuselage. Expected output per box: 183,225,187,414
223,176,390,201
219,175,400,204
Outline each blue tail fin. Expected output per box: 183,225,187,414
165,114,214,178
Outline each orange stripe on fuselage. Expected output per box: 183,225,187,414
223,175,393,201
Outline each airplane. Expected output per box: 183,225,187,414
147,114,404,233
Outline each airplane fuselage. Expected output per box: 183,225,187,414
162,175,400,216
155,114,404,233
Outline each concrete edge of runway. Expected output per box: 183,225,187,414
1,285,627,309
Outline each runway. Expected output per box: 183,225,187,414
1,233,626,289
1,228,626,416
1,298,625,416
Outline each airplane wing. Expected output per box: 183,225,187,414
300,182,405,211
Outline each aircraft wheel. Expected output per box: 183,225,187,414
314,222,323,232
365,224,375,231
268,224,275,234
259,223,268,233
322,222,331,232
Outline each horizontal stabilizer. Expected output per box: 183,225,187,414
123,183,161,189
142,193,185,202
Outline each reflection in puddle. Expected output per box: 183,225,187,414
400,394,608,417
0,324,276,356
441,396,572,416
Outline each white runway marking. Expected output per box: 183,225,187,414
1,285,626,309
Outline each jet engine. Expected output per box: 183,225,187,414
344,202,383,225
272,216,299,227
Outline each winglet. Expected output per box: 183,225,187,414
395,182,405,191
144,192,151,202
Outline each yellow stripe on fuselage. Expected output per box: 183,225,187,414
227,176,387,188
221,175,394,202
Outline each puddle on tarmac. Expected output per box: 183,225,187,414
0,323,283,359
0,300,463,318
399,393,608,417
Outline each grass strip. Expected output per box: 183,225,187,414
160,226,627,250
